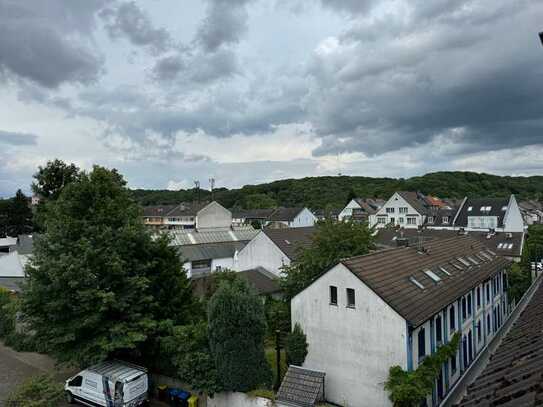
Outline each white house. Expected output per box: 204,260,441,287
235,227,315,276
179,241,247,278
266,208,317,229
338,198,385,222
291,235,510,407
369,191,430,229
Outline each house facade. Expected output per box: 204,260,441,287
338,198,385,222
266,208,317,229
142,201,232,231
291,236,510,407
369,191,430,229
235,227,315,276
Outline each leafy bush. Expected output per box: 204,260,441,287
384,333,460,407
264,297,290,338
6,375,64,407
286,323,308,366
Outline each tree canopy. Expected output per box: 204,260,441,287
31,159,81,201
22,166,195,366
208,278,272,392
281,219,375,299
2,190,33,236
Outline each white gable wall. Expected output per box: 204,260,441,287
234,231,290,276
369,193,424,229
196,202,232,231
338,199,362,221
291,264,407,407
291,208,317,228
503,195,525,233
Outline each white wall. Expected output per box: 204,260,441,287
291,208,317,228
370,193,423,229
184,257,235,278
503,195,525,232
207,392,273,407
338,199,361,221
235,232,289,276
291,264,407,407
196,202,232,231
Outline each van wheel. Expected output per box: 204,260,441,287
65,391,74,404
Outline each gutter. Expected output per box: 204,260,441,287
440,274,543,406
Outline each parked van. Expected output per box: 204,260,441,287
65,360,148,406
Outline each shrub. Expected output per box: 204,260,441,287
6,375,64,407
286,323,308,366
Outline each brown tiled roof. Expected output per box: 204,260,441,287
263,227,316,260
341,235,511,327
353,198,384,214
457,280,543,406
276,366,325,407
375,228,523,257
396,191,431,215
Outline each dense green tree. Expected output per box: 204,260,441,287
281,219,375,299
244,193,277,209
21,166,194,366
208,278,273,392
286,323,308,366
6,189,33,236
31,159,81,201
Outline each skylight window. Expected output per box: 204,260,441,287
467,206,473,212
497,243,504,249
486,249,496,256
284,240,291,245
475,254,486,262
480,251,493,261
424,270,442,282
409,276,425,290
439,266,451,276
501,206,507,211
457,257,471,267
507,243,514,250
467,256,479,265
451,262,463,270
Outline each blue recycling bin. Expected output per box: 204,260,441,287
178,390,191,407
168,389,181,406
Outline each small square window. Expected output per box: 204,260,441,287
346,288,356,308
330,286,338,305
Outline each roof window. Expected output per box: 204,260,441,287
486,249,496,256
467,206,473,212
475,254,487,262
501,206,507,211
467,256,479,265
457,257,472,267
480,251,493,261
439,266,451,276
451,262,463,270
424,269,442,283
284,240,291,245
497,243,504,249
409,276,425,290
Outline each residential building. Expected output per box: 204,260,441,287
266,207,317,229
312,208,340,222
338,198,385,222
142,201,232,231
456,276,543,407
369,191,431,229
235,227,315,276
231,208,276,227
291,235,510,407
452,196,524,233
375,228,525,262
518,200,543,225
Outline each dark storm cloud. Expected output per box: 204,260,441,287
0,130,38,145
319,0,377,15
0,0,104,88
308,0,543,157
196,0,253,52
100,1,174,55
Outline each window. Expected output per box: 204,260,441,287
450,354,457,374
458,257,471,267
462,297,467,320
501,205,507,211
477,287,481,309
346,288,356,308
451,262,464,271
424,269,441,282
418,328,426,359
399,207,408,214
377,217,387,224
330,286,338,305
467,294,472,317
435,315,443,344
85,379,98,389
486,283,490,302
439,266,451,276
477,320,482,343
69,376,83,387
398,217,404,224
192,259,212,270
407,217,417,225
386,207,395,214
486,313,491,335
427,216,434,224
442,216,449,224
467,206,473,212
409,276,425,290
449,306,456,331
467,256,479,265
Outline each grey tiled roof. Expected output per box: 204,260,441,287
237,267,281,295
263,227,316,261
454,197,510,228
457,280,543,406
276,366,325,407
167,228,258,246
269,207,304,222
178,241,247,262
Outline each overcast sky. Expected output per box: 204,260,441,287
1,0,543,197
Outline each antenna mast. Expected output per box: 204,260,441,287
209,178,215,201
194,180,200,203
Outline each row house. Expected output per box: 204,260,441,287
142,201,232,231
232,207,317,229
369,191,433,229
291,235,510,407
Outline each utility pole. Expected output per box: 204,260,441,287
194,180,200,203
209,178,215,201
274,329,282,391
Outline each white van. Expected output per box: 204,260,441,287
65,360,149,407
